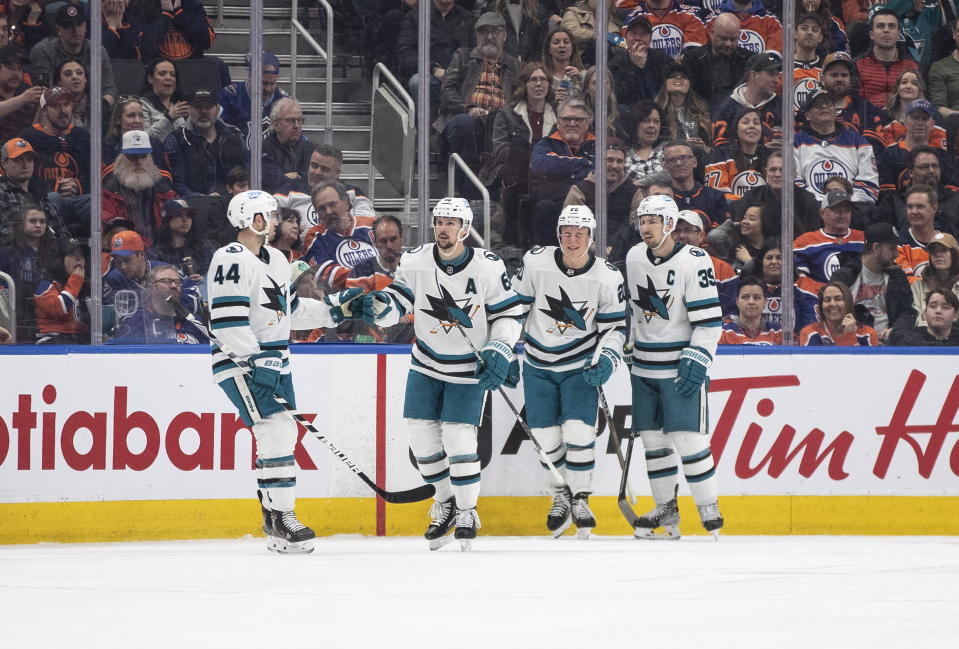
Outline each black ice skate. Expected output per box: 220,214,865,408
256,490,279,552
698,502,723,540
425,497,456,551
547,486,572,538
270,509,316,554
454,508,481,551
634,498,681,540
571,492,596,539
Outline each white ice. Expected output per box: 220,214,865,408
2,535,957,648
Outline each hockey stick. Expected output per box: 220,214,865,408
617,434,641,527
588,341,637,504
433,272,566,485
167,296,435,504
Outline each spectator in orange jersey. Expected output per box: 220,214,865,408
33,238,89,344
799,280,879,345
877,100,950,195
674,208,738,316
704,106,769,198
719,276,782,345
880,70,944,148
705,0,784,56
19,86,90,197
619,1,708,61
788,13,827,113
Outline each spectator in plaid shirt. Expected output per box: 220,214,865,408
438,12,519,195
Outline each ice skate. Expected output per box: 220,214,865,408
698,502,723,540
256,490,279,553
270,509,316,554
634,498,681,540
424,497,456,550
571,492,596,539
454,508,481,551
546,486,572,538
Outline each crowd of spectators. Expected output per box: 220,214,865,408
4,0,959,348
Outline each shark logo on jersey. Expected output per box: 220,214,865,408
633,275,671,322
540,286,592,334
423,284,479,333
260,275,288,325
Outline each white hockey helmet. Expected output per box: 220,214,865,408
227,190,279,233
636,194,679,236
557,204,596,232
432,196,473,241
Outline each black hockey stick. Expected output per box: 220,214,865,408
617,434,641,527
588,341,636,504
432,272,567,485
167,296,435,504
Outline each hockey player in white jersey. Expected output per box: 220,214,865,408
361,197,524,550
207,190,364,554
513,205,626,538
626,194,724,539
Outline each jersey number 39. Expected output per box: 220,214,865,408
697,267,716,288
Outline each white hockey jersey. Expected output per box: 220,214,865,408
625,242,723,379
380,244,525,384
513,246,627,372
206,242,337,381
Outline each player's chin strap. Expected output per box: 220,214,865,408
165,296,435,504
432,270,567,486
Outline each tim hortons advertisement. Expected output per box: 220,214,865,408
0,350,958,503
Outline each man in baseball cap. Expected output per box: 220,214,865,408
121,130,152,155
219,52,290,138
102,130,176,242
610,8,671,106
819,50,885,152
176,88,246,196
0,138,46,231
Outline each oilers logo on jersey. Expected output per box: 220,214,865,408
632,275,672,322
738,29,764,53
652,24,684,59
539,286,593,334
810,159,850,193
422,284,481,333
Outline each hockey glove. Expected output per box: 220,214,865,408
504,359,520,389
475,340,513,390
249,351,284,392
582,347,620,387
361,291,393,325
324,287,364,324
674,346,711,398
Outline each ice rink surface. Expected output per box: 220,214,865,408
3,534,957,648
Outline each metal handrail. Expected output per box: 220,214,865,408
216,0,223,26
291,0,333,144
369,62,415,219
447,154,490,247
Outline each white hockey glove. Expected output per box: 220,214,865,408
324,287,364,324
674,346,711,398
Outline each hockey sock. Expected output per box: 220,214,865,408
531,426,566,488
408,418,453,502
562,420,595,495
673,431,718,506
639,429,680,504
442,422,481,509
256,455,296,511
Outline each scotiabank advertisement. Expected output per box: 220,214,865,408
1,348,958,503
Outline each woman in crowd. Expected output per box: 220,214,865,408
561,0,622,66
800,281,878,345
102,96,189,196
728,204,767,273
140,59,189,143
800,0,849,54
623,100,665,182
56,60,89,129
149,200,218,283
742,238,818,332
580,65,622,139
910,232,959,325
654,62,711,156
541,26,583,104
704,106,769,197
880,70,945,148
270,209,304,262
33,239,89,344
719,276,783,345
484,62,556,244
0,205,57,340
